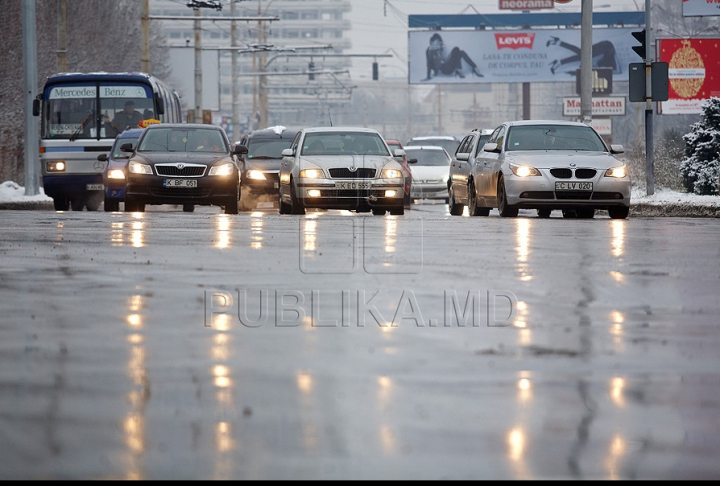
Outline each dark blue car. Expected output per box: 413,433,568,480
98,128,144,212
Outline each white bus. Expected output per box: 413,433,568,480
33,72,183,210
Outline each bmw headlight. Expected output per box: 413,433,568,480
128,161,152,174
209,163,235,176
604,165,627,178
381,168,403,179
510,164,540,177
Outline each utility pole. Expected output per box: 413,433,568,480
258,11,269,128
56,0,67,72
141,0,150,73
194,7,202,122
644,0,654,195
23,0,39,195
437,85,442,135
231,0,240,141
580,0,592,124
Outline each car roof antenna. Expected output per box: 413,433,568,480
327,108,333,127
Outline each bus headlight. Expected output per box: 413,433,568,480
107,169,125,179
47,161,66,172
209,163,234,176
128,161,153,174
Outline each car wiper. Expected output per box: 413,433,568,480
70,111,94,142
249,155,281,159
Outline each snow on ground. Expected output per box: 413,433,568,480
0,181,52,202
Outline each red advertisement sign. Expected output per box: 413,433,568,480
657,38,720,114
495,33,536,50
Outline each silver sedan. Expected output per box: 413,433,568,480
453,120,631,219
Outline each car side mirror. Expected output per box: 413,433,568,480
97,153,109,162
120,143,134,153
392,148,406,158
483,142,499,153
408,158,418,164
610,144,624,154
233,144,249,155
281,148,294,157
456,152,469,161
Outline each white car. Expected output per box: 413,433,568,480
279,127,407,215
461,120,631,219
404,145,452,202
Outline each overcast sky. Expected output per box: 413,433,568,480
345,0,642,80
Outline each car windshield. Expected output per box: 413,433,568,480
111,137,139,159
407,138,459,156
137,128,227,153
506,125,607,152
247,138,293,159
301,132,390,156
405,149,451,166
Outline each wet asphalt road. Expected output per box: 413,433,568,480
1,202,720,479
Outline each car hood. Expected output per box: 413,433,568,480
409,165,449,179
298,154,398,170
245,158,282,171
134,152,232,166
504,151,624,170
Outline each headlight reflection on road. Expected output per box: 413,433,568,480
215,214,231,249
250,214,264,250
610,311,625,352
605,433,627,480
377,376,396,454
124,294,148,479
384,218,397,254
611,220,625,257
507,427,531,478
515,219,533,281
131,220,144,248
303,219,317,253
212,324,236,478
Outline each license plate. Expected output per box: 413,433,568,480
164,179,198,188
555,181,592,191
86,184,104,191
335,181,371,190
274,182,279,189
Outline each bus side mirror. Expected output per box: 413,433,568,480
154,93,165,115
32,98,40,117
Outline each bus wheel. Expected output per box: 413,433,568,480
53,197,69,211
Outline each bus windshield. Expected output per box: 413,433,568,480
43,83,154,140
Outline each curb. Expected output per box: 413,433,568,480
0,201,55,210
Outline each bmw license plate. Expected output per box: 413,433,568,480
555,182,592,191
164,179,198,188
334,181,371,190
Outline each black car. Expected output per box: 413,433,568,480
123,123,248,214
236,126,299,211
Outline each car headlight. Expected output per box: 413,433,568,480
381,168,403,179
299,168,324,178
604,165,627,178
246,169,266,180
209,163,235,176
510,164,541,177
107,169,125,180
128,161,152,174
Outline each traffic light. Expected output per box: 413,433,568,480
372,62,379,81
308,61,315,81
632,29,646,60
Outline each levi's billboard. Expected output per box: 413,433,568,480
408,28,640,85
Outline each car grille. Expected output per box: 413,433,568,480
329,168,376,178
149,187,212,198
155,164,206,177
549,168,597,179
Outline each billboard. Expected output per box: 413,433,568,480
682,0,720,17
657,38,720,114
408,28,640,85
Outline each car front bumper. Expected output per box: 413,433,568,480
126,174,238,205
295,179,404,209
411,183,448,200
504,174,631,209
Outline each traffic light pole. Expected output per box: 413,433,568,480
644,0,654,196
